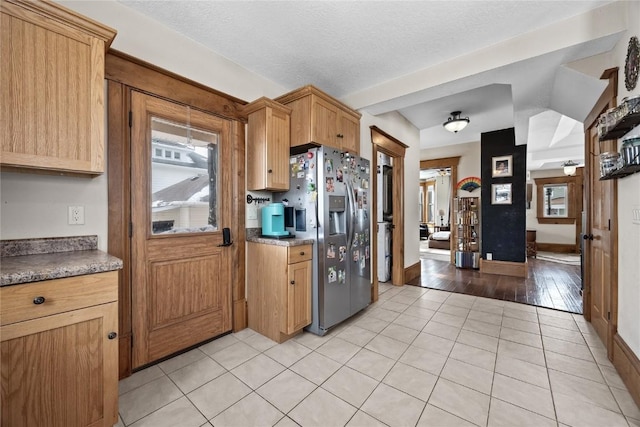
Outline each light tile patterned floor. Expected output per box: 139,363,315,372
116,284,640,427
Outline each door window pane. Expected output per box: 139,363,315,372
150,116,219,234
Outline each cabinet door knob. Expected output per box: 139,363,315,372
108,332,118,340
290,280,295,285
337,134,344,138
268,169,273,173
33,296,46,305
300,251,305,255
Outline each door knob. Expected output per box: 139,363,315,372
290,280,295,285
33,296,46,305
107,332,117,340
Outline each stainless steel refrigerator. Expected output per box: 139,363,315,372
275,146,371,335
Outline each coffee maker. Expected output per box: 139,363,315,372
261,203,292,237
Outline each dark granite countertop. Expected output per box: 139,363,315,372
246,228,314,247
1,236,123,287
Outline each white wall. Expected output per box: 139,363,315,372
360,111,421,270
0,173,110,250
614,1,640,358
526,169,577,246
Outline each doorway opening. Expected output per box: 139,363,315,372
370,126,407,301
419,157,460,266
419,168,453,263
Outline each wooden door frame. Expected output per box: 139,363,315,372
370,126,408,301
583,67,618,359
106,50,247,378
420,157,461,265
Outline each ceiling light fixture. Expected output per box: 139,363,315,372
563,160,578,176
443,111,470,133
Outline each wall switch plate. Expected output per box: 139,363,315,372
486,253,493,260
68,206,85,225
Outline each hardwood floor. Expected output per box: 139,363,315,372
406,257,583,314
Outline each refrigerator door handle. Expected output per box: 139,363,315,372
346,180,356,249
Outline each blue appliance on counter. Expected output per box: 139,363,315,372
261,202,290,237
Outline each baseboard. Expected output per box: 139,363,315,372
536,243,579,253
613,333,640,408
404,261,421,283
480,259,528,278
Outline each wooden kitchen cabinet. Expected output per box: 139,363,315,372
1,271,119,427
245,97,291,191
0,0,116,174
275,85,361,154
247,242,312,343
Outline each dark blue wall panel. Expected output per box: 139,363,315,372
481,128,527,263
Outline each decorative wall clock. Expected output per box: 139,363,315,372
625,36,639,91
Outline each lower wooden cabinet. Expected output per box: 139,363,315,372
247,242,312,343
0,271,119,427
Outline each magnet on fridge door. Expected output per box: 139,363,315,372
326,178,335,192
338,269,345,284
327,243,336,259
328,267,337,283
353,249,359,262
325,159,334,173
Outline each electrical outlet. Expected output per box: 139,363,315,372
633,206,640,225
486,253,493,260
247,204,257,220
68,206,85,225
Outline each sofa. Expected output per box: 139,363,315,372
427,231,451,250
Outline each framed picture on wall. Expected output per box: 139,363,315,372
492,155,513,177
492,183,512,205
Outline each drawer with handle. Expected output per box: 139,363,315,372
0,271,118,326
288,245,312,264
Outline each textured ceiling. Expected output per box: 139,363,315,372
117,0,621,170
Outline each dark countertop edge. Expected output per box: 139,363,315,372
1,261,123,287
246,236,315,247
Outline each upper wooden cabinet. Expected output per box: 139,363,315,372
245,97,291,191
0,0,116,174
275,85,362,154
